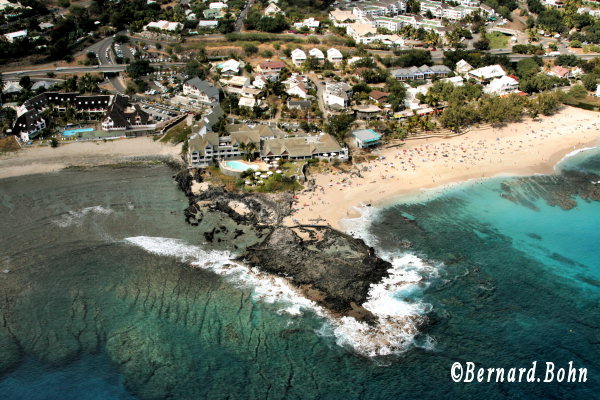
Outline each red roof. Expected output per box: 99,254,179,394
259,60,286,70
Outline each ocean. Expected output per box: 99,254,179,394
0,148,598,399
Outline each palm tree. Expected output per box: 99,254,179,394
244,142,257,161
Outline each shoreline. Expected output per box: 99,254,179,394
0,137,182,180
285,106,600,230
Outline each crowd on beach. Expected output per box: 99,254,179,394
288,111,600,227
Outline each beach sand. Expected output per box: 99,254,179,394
284,106,600,230
0,137,182,179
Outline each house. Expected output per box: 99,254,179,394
468,64,506,82
193,105,224,137
217,59,241,76
144,21,182,32
351,129,381,148
38,22,54,30
353,104,382,119
291,49,307,66
441,76,464,86
239,97,261,108
258,60,286,73
405,84,432,109
203,8,224,19
308,48,325,62
220,76,252,95
286,99,312,110
101,95,155,131
329,9,356,27
199,20,219,28
294,17,320,30
484,75,519,96
209,2,227,9
12,105,45,141
2,81,23,94
285,74,310,99
324,81,352,109
547,65,570,79
264,3,283,15
327,48,343,64
261,133,348,161
4,29,27,43
183,78,220,104
455,59,473,75
369,90,389,103
392,65,450,81
31,81,56,91
346,23,377,44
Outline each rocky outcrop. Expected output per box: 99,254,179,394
180,176,393,323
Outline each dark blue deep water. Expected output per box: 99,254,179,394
0,149,599,399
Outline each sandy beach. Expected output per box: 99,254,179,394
285,106,600,230
0,137,181,179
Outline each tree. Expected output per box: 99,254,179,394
582,74,599,91
19,76,32,90
243,44,259,56
439,102,478,132
516,58,540,79
474,37,490,51
325,114,355,143
126,60,153,79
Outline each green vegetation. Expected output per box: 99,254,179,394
160,121,191,144
485,32,510,49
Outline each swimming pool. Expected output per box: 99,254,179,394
225,160,259,172
63,128,94,136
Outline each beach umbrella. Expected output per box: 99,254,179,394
276,170,282,174
245,181,252,185
255,171,261,176
275,157,280,161
261,174,268,179
267,171,273,175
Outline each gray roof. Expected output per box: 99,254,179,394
185,77,219,98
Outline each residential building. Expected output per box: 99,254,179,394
199,20,219,28
101,95,155,131
294,17,320,30
257,60,286,73
217,59,241,76
4,29,27,43
308,48,325,62
329,9,356,27
353,104,382,119
455,59,473,75
209,2,227,9
261,134,348,161
369,90,390,103
284,74,310,99
144,21,182,32
291,48,307,66
467,64,506,82
182,78,220,104
203,9,224,19
391,64,451,80
547,65,570,79
323,81,352,109
327,48,343,64
264,3,283,15
441,76,464,86
483,75,519,96
2,81,23,94
346,23,377,44
286,99,312,110
220,76,252,95
351,129,381,148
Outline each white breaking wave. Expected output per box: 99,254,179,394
124,235,439,357
554,146,599,172
53,206,115,228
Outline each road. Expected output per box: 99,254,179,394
307,73,327,118
1,62,188,79
78,35,116,65
235,0,254,32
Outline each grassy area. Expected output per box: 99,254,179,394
0,136,21,153
564,95,600,111
160,120,191,144
487,32,510,49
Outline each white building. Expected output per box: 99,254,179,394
308,48,325,61
182,78,220,104
144,21,183,32
327,48,343,64
329,9,356,27
264,3,283,15
468,64,506,82
217,59,241,76
323,81,352,109
291,48,307,66
294,17,320,30
484,75,519,96
199,20,219,28
4,29,28,43
346,23,377,44
455,59,473,75
209,2,228,9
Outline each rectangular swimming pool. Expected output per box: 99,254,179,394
63,128,95,136
225,161,259,172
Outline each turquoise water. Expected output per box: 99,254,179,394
0,148,599,399
63,128,95,136
225,160,259,171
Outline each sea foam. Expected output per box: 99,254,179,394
124,235,438,357
53,206,115,228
